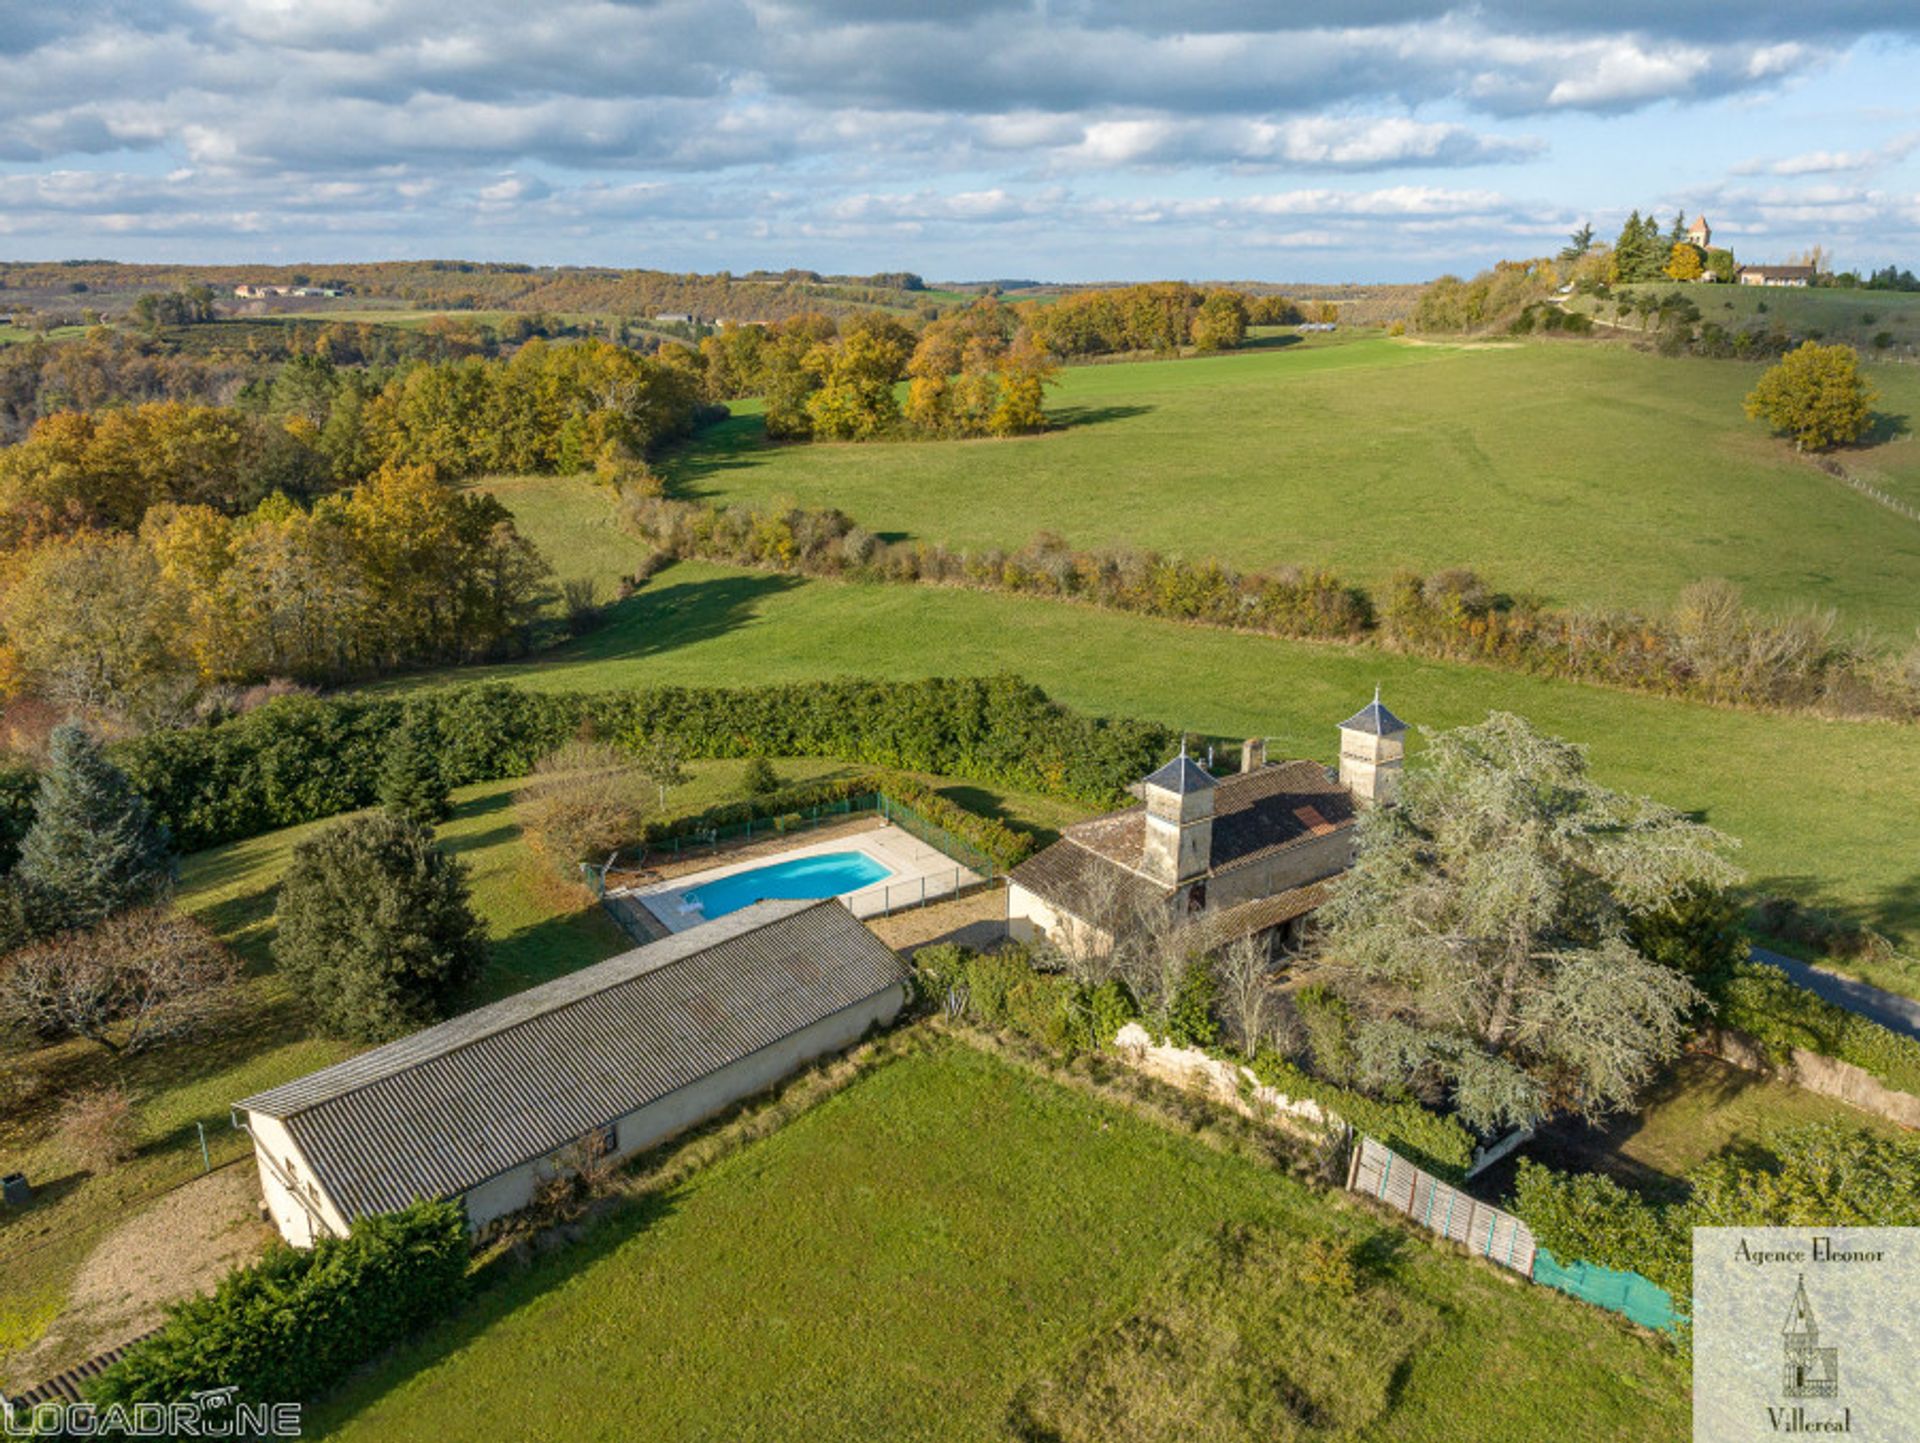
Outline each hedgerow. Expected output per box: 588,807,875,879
109,676,1172,853
89,1199,468,1412
621,492,1920,722
641,770,1039,870
1708,958,1920,1097
1243,1050,1476,1182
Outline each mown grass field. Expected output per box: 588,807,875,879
306,1039,1688,1443
0,756,1084,1384
663,333,1920,637
395,530,1920,959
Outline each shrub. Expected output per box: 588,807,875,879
514,740,649,870
741,755,780,796
273,813,488,1042
1511,1160,1689,1299
1244,1049,1476,1180
58,1084,140,1171
90,1200,469,1411
1629,885,1750,976
1709,959,1920,1096
1164,958,1218,1048
1294,984,1358,1086
1300,1235,1361,1296
0,906,237,1054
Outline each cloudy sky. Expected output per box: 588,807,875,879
2,1,1918,281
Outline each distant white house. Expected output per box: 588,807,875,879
1738,266,1817,288
234,899,906,1245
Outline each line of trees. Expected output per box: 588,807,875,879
1018,282,1268,357
0,464,552,722
621,494,1920,721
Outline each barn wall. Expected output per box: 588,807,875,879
457,981,908,1232
245,1112,351,1246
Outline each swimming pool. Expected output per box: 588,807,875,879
680,850,893,920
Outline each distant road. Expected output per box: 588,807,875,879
1750,947,1920,1043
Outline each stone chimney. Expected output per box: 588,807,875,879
1241,737,1265,773
1337,688,1407,808
1139,750,1215,886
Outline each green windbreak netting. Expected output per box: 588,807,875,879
1531,1247,1686,1332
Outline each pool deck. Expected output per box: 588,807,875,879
612,820,984,935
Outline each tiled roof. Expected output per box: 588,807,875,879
1338,694,1406,736
1193,880,1336,946
1009,759,1355,917
1142,754,1216,794
238,900,903,1223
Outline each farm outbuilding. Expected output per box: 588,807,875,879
234,899,906,1245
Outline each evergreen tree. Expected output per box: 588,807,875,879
15,723,173,932
1317,713,1738,1130
273,813,487,1041
741,755,781,797
378,710,451,827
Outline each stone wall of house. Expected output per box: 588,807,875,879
1699,1027,1920,1129
1206,830,1354,912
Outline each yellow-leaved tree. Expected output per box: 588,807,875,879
1664,243,1704,281
1743,342,1876,451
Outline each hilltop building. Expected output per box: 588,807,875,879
1687,215,1712,248
235,899,905,1245
1007,694,1406,958
1739,265,1817,287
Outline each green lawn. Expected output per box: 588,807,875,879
307,1039,1687,1443
392,555,1920,952
1593,283,1920,355
662,334,1920,637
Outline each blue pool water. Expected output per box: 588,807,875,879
682,850,893,919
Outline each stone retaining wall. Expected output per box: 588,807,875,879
1700,1027,1920,1128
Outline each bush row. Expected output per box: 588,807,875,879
911,943,1138,1055
108,677,1171,854
1708,959,1920,1097
640,769,1040,870
620,495,1919,722
622,494,1374,641
90,1199,468,1411
1243,1050,1476,1182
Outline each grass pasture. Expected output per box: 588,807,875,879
1596,282,1920,356
665,334,1920,637
306,1039,1688,1443
395,547,1920,954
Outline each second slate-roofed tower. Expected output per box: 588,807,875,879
1140,749,1215,886
1338,688,1407,808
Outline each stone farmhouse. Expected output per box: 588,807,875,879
1739,265,1817,287
235,899,905,1246
1007,694,1406,958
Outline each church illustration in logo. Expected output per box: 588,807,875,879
1782,1274,1839,1399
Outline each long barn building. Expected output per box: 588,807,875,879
235,899,906,1245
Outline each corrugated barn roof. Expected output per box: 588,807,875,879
238,899,903,1222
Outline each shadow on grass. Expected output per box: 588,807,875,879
477,908,628,1001
1856,410,1912,447
538,570,804,668
1750,870,1920,956
0,1171,86,1235
936,784,1061,849
656,414,771,496
1047,403,1153,431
